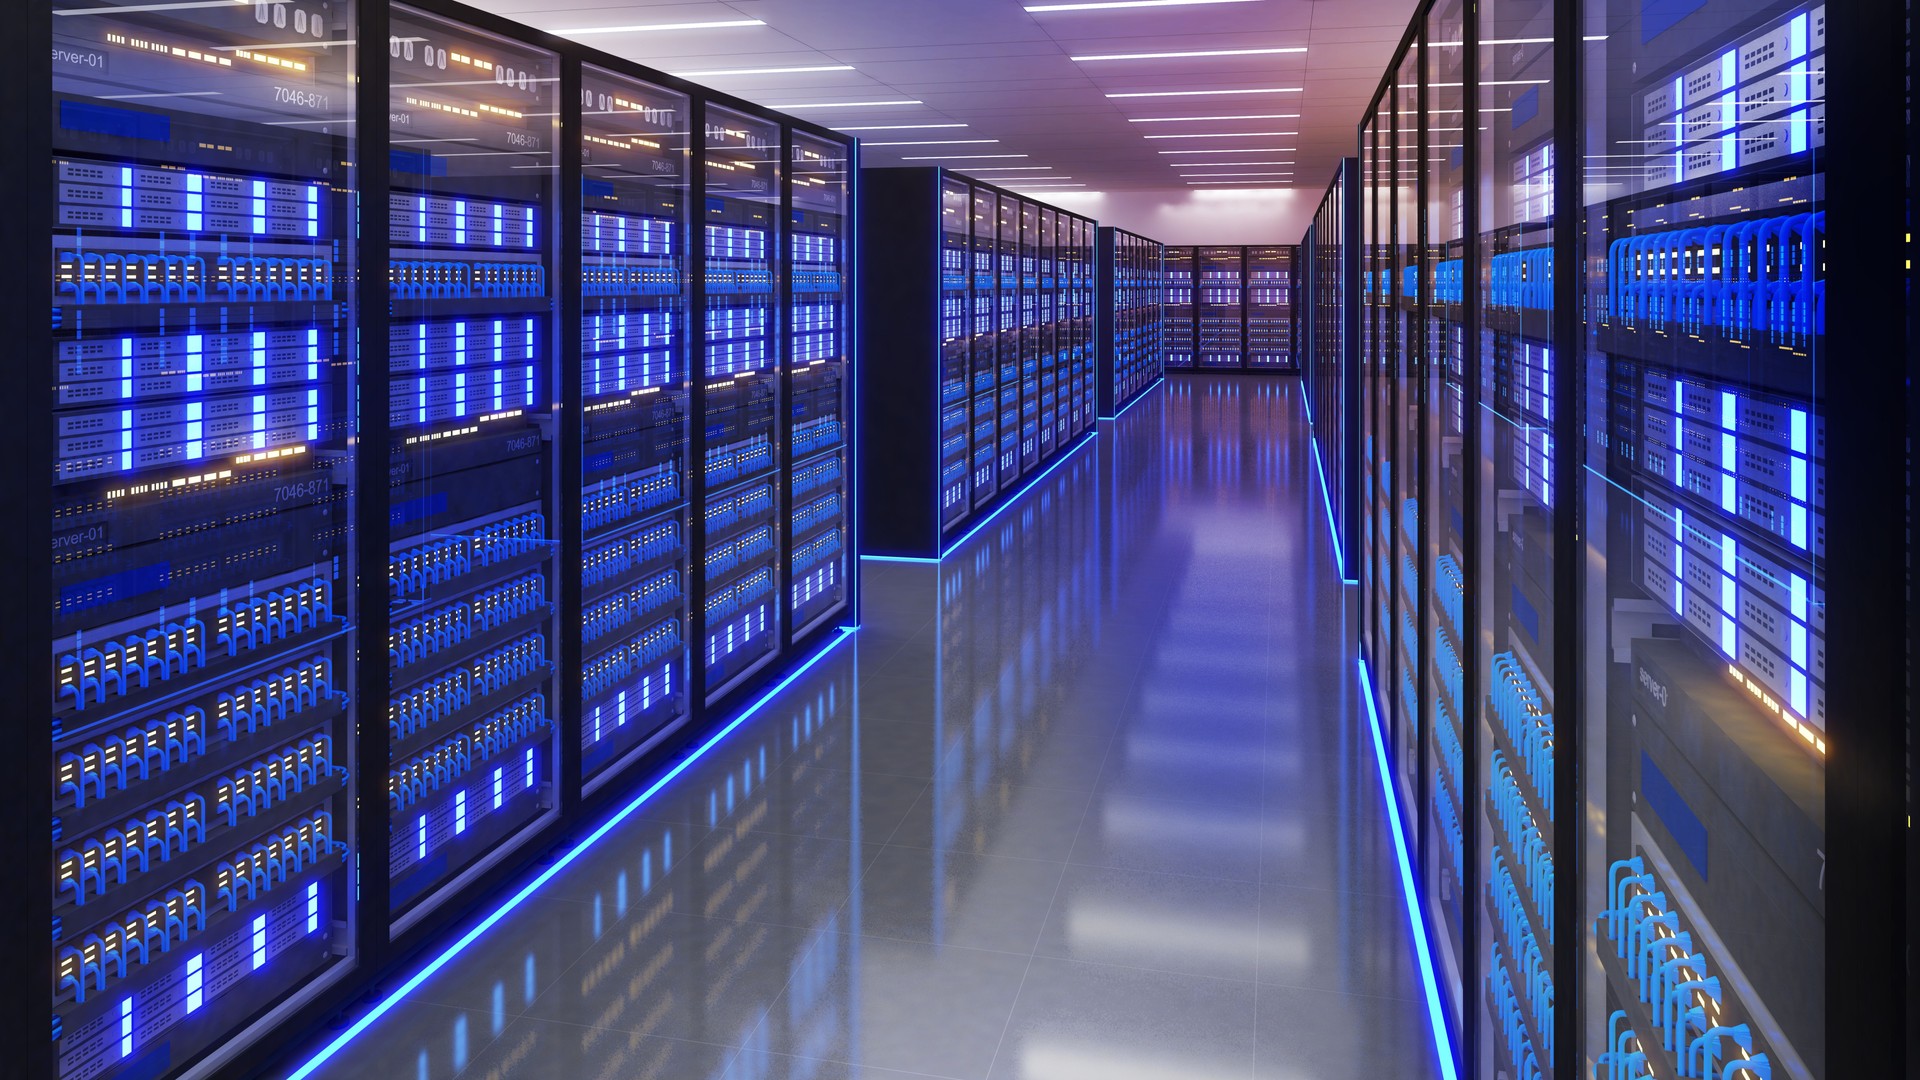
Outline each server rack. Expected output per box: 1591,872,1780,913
1338,1,1909,1079
1096,226,1168,418
858,168,1096,560
1299,160,1361,577
18,3,858,1078
1161,245,1299,372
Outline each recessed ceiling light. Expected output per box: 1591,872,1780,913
672,64,853,77
1186,179,1292,185
1106,87,1302,99
1027,0,1262,11
958,166,1054,171
833,123,969,131
862,139,1002,146
1177,171,1292,177
560,19,765,34
1168,160,1295,166
1072,45,1304,61
1156,147,1292,154
1142,131,1296,139
775,100,924,109
901,154,1030,160
1127,113,1299,123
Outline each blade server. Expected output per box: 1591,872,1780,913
858,168,1096,560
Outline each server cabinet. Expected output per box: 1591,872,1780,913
1300,160,1361,577
44,3,361,1077
786,131,853,641
857,169,1094,559
576,68,692,790
382,7,561,924
1246,246,1295,370
1097,227,1168,417
697,104,782,706
23,4,859,1077
1166,246,1196,370
1197,246,1246,368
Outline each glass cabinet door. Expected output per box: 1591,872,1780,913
1474,1,1558,1075
1579,4,1826,1080
1038,207,1058,459
1391,58,1422,831
969,186,998,507
577,67,691,786
1197,246,1245,368
1018,200,1040,470
384,5,559,920
698,104,781,703
1167,246,1195,370
786,131,851,638
996,197,1020,480
1247,246,1293,370
48,2,359,1073
1423,0,1471,1048
940,178,973,529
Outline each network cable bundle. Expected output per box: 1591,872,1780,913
1095,227,1168,417
1161,245,1299,372
17,3,858,1078
858,169,1097,559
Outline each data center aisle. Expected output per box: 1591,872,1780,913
283,374,1437,1080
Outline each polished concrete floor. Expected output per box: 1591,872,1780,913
285,375,1438,1080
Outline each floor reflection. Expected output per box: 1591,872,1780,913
282,376,1437,1080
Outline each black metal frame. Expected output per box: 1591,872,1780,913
19,0,861,1075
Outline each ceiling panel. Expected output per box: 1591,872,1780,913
466,0,1417,194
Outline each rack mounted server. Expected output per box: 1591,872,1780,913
858,168,1096,560
14,2,857,1079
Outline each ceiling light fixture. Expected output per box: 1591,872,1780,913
559,19,765,34
774,99,924,108
862,139,1001,146
1155,147,1292,154
1177,171,1292,177
1186,179,1292,185
1107,87,1302,98
1167,160,1295,166
1142,131,1296,139
900,154,1030,160
1027,0,1262,11
1127,113,1299,122
672,64,853,77
957,166,1054,171
833,123,969,131
1071,45,1303,61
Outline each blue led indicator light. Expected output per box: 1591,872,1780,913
253,180,267,235
307,882,320,933
186,173,204,232
185,954,204,1013
455,789,467,835
120,998,133,1057
251,914,267,970
492,767,504,809
120,167,132,228
307,184,319,238
454,199,466,246
417,815,427,860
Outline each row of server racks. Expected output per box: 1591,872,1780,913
859,168,1098,559
1095,227,1168,417
1163,245,1298,372
9,1,859,1079
1310,0,1913,1077
1299,161,1361,578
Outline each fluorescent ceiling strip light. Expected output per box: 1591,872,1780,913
862,139,1001,146
957,166,1053,171
1186,179,1291,184
901,154,1029,160
1431,36,1607,45
833,123,968,131
561,19,765,34
1179,172,1292,177
1156,147,1292,154
1128,113,1298,122
1072,45,1304,61
1168,160,1294,166
988,177,1072,182
773,99,922,109
1108,87,1301,98
673,64,853,76
1143,131,1295,139
1027,0,1262,10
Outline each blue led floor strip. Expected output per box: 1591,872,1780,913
1098,374,1165,421
942,428,1099,557
1310,434,1357,584
859,554,940,564
284,626,858,1080
1357,656,1459,1080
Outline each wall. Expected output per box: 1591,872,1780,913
1044,186,1312,246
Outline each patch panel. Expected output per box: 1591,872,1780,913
390,573,546,671
54,247,334,306
792,457,841,500
387,513,547,600
1604,213,1822,346
703,481,776,536
583,519,681,590
793,529,843,577
389,259,547,301
583,569,681,644
387,695,548,815
582,620,683,700
792,492,841,536
792,416,840,457
582,465,680,532
705,524,774,579
704,434,774,489
388,634,548,745
704,566,773,627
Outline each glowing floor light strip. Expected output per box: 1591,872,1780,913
943,427,1099,556
1357,657,1459,1080
283,626,858,1080
1311,434,1355,584
1099,374,1164,420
